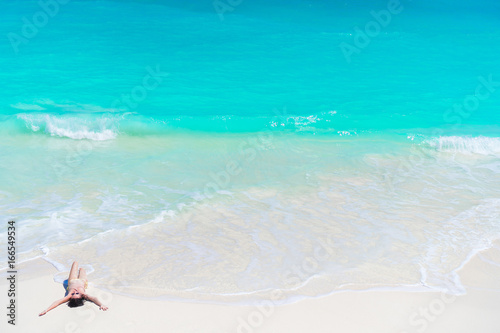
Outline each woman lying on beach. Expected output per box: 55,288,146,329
39,261,108,316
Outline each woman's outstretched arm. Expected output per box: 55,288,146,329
85,295,108,311
39,295,71,316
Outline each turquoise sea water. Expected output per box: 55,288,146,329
1,0,500,303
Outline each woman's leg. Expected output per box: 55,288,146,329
68,261,79,281
78,268,88,283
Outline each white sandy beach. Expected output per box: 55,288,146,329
2,242,500,333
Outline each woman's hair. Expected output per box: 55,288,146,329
67,297,85,308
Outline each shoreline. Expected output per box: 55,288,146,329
2,242,500,333
5,236,499,306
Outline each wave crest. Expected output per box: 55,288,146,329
426,136,500,156
18,113,118,141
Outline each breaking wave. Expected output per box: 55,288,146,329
17,113,119,141
426,136,500,156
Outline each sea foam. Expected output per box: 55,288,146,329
17,113,118,140
427,136,500,156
